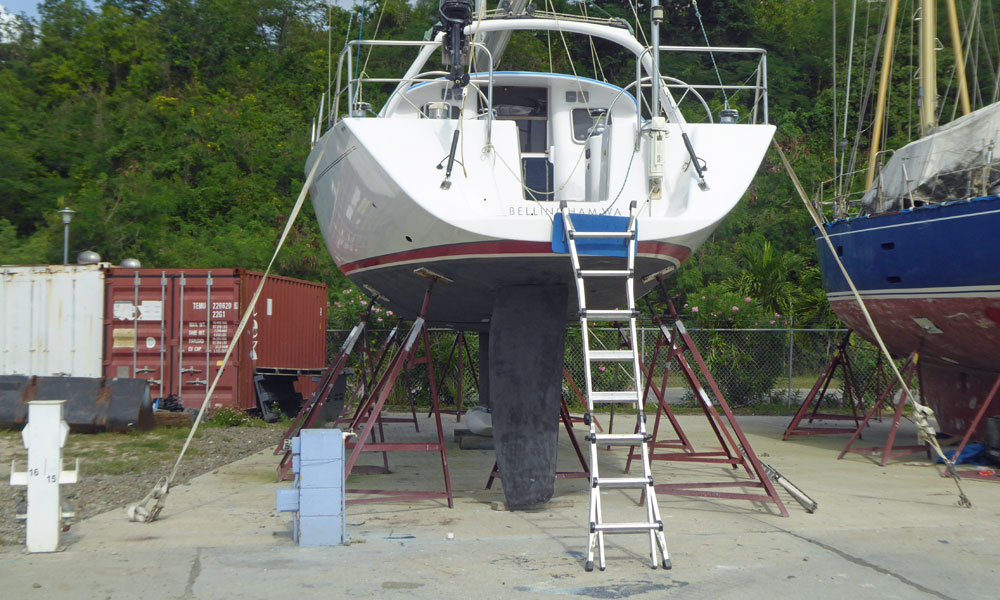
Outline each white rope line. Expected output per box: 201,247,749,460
129,134,334,522
359,0,392,84
774,139,971,507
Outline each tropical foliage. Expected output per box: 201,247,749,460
2,0,997,327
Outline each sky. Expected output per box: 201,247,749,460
0,1,40,21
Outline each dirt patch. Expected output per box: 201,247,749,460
0,423,284,547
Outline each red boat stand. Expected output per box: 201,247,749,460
562,369,603,432
485,393,590,489
426,331,479,422
838,351,928,466
637,311,787,517
623,314,694,473
274,321,368,481
783,330,869,439
343,282,454,507
945,374,1000,479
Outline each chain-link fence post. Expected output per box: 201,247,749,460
786,316,794,407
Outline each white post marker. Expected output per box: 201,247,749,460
9,400,79,552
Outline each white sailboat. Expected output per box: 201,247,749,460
306,1,774,329
305,0,775,510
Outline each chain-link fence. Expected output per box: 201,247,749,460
327,326,891,414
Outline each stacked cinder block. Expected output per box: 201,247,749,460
275,429,346,546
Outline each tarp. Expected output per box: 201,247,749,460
863,102,1000,213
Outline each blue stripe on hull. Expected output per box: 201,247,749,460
815,195,1000,294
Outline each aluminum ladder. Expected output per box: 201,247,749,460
558,201,671,572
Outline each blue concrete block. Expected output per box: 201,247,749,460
299,488,344,517
275,429,346,547
275,488,299,512
298,462,344,489
298,516,344,546
299,429,344,461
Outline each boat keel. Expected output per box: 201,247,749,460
489,284,568,508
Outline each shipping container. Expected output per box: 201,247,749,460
0,265,105,378
103,268,327,411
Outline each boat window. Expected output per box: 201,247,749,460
572,108,610,143
493,86,548,153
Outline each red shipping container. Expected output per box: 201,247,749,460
102,268,327,411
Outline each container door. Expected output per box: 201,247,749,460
2,265,104,378
104,271,170,400
174,272,240,409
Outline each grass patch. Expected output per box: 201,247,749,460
82,458,141,476
204,406,269,428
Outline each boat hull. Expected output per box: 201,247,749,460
341,241,689,329
309,113,772,328
817,196,1000,437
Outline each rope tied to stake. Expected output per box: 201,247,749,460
772,138,971,509
127,135,333,522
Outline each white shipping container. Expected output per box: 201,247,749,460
0,265,105,377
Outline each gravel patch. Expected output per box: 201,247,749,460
0,424,284,547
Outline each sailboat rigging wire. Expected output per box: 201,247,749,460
354,1,366,83
773,140,972,509
358,0,392,93
691,0,729,109
833,0,838,192
128,134,335,523
578,1,603,81
631,0,649,46
908,0,915,141
839,0,859,198
844,0,881,189
458,10,488,181
545,0,593,113
547,30,554,72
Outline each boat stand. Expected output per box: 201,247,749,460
485,393,590,489
943,374,1000,479
838,351,928,465
635,302,787,516
274,321,367,481
783,330,869,439
563,369,603,432
426,331,479,422
623,310,695,473
343,282,454,507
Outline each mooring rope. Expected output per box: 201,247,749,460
773,138,971,508
128,134,333,522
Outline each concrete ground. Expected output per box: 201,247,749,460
2,412,999,600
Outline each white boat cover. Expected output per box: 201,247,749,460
863,102,1000,213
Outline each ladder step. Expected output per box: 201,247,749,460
569,230,635,239
578,269,632,278
593,522,663,534
589,433,649,445
588,350,634,362
595,476,652,489
590,391,640,404
581,309,638,320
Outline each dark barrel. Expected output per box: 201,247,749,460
0,375,154,432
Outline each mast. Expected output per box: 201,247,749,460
919,0,937,135
866,0,900,187
945,0,972,116
651,0,662,118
